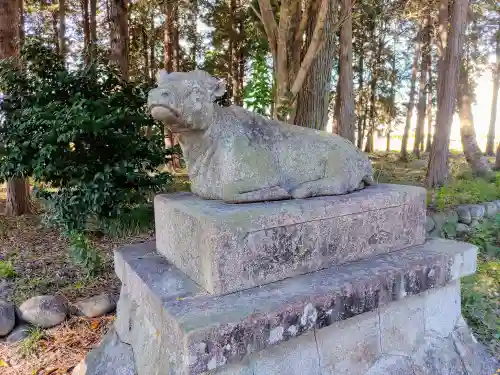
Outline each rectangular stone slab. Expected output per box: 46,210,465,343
154,183,427,294
114,238,477,375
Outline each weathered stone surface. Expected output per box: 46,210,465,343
19,295,67,328
455,206,472,224
148,69,373,203
494,200,500,211
155,184,426,294
72,328,136,375
113,238,476,375
114,287,135,345
317,311,380,375
365,355,415,375
468,204,485,220
379,293,424,355
0,300,15,336
452,316,499,375
411,336,467,375
424,281,461,337
456,223,470,234
483,202,498,218
74,294,117,318
425,216,435,232
5,324,30,343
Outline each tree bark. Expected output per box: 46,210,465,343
337,0,355,142
89,0,97,60
58,0,66,58
18,0,24,47
426,0,469,188
457,62,491,176
486,37,499,156
356,43,365,148
82,0,90,64
413,13,431,158
294,0,336,130
109,0,129,79
163,0,176,72
436,0,448,106
495,143,500,170
0,0,32,216
401,31,421,160
51,8,59,55
425,55,433,152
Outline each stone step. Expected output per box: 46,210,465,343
154,184,427,295
113,238,476,375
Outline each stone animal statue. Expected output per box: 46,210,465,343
148,70,374,203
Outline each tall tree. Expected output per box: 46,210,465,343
82,0,90,63
401,30,421,160
90,0,97,60
426,0,469,187
496,143,500,169
486,36,499,156
413,11,431,158
337,0,355,142
0,0,33,215
425,55,433,152
58,0,66,58
294,0,337,129
109,0,129,79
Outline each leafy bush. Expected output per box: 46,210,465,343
433,173,500,211
0,260,16,278
68,231,101,277
0,40,172,234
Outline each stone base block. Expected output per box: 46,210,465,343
112,238,479,375
154,184,426,294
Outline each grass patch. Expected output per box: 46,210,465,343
99,204,154,238
460,215,500,356
16,327,46,358
0,260,16,278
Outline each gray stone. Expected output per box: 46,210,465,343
411,336,466,375
74,294,116,318
148,70,374,203
0,279,12,301
0,300,15,336
468,204,485,220
72,328,136,375
494,200,500,211
379,293,425,355
114,287,135,345
19,295,67,328
112,238,476,375
365,355,415,375
452,316,499,375
424,281,461,337
456,223,470,234
317,311,380,375
425,216,435,232
5,324,30,343
470,219,481,229
431,212,447,233
483,202,498,218
455,206,472,224
155,184,427,294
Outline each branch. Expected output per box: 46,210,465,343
295,0,315,44
257,0,278,58
250,4,263,24
290,0,329,95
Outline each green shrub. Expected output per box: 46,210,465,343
0,260,16,278
68,231,102,277
0,40,172,233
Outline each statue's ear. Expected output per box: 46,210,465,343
156,69,169,84
211,79,226,98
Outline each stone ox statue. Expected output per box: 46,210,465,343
148,70,374,203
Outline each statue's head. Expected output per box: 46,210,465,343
148,70,226,132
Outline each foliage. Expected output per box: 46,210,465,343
0,260,16,278
433,173,500,211
68,231,102,277
0,40,172,233
99,203,154,237
244,50,273,116
461,214,500,354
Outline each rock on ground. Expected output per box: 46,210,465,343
0,300,15,336
19,295,67,328
5,325,30,343
74,294,117,318
72,328,136,375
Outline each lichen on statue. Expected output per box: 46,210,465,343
147,69,374,203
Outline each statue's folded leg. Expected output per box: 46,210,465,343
223,186,291,203
290,178,363,199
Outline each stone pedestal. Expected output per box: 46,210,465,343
74,184,499,375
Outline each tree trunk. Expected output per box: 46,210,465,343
426,0,469,188
495,143,500,170
425,55,433,152
436,0,448,107
82,0,90,64
141,25,149,80
486,37,499,156
149,14,155,84
458,62,491,176
89,0,97,60
164,0,175,72
294,1,336,130
401,31,421,160
413,13,431,158
109,0,129,79
18,0,24,47
0,0,32,216
337,0,355,142
58,0,65,58
51,8,59,55
356,44,365,148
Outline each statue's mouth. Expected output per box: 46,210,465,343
149,104,191,133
